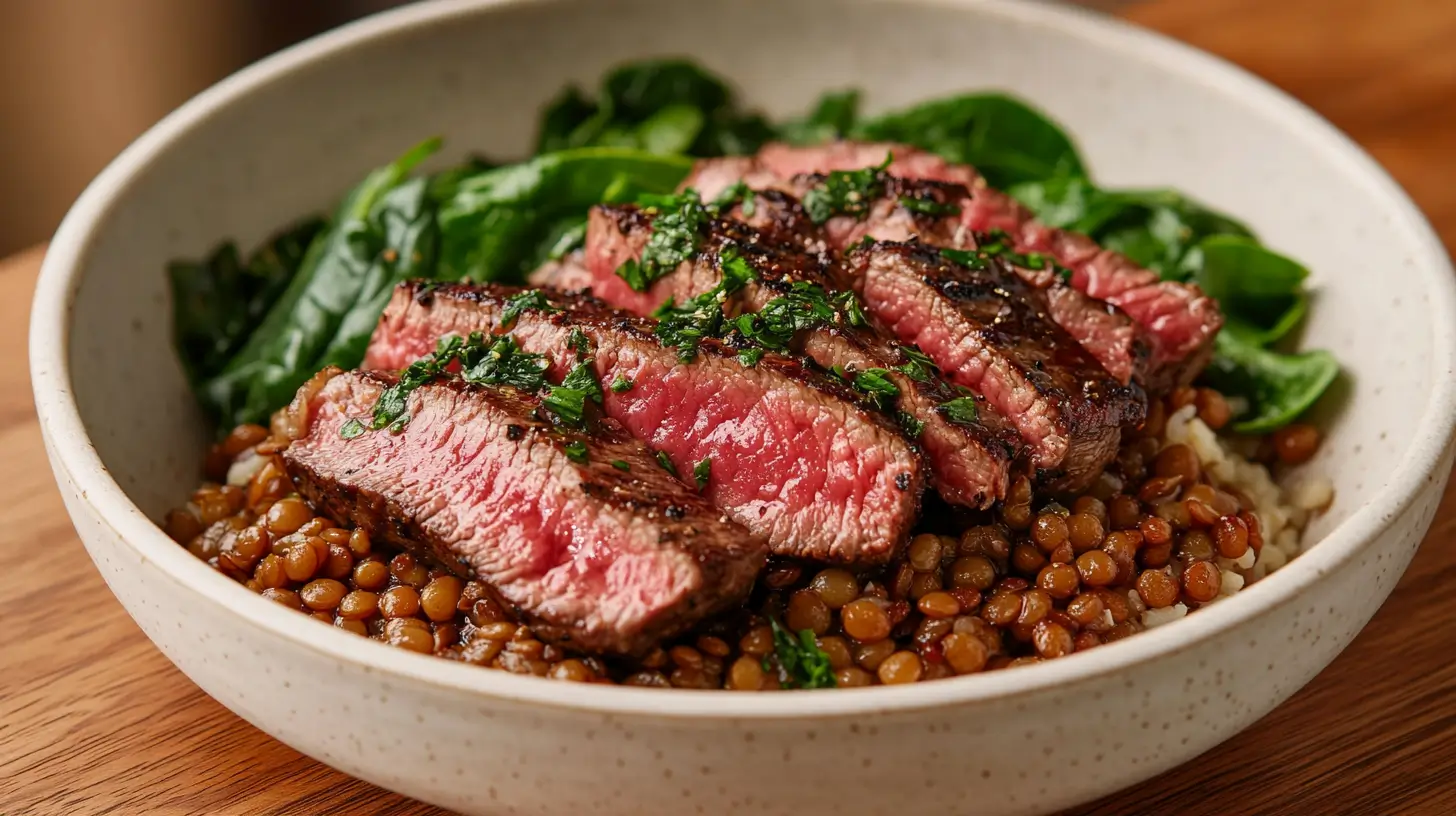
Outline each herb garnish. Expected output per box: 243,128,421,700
610,459,632,471
897,411,925,439
898,195,961,217
737,348,764,367
692,457,711,490
563,440,589,463
940,396,981,424
500,289,558,329
710,180,755,217
609,374,634,393
802,154,891,224
569,328,593,359
734,282,838,351
369,334,468,431
834,290,869,327
896,345,938,382
652,247,754,362
941,232,1073,280
655,450,679,477
616,189,709,292
459,334,550,392
851,368,900,409
541,360,603,428
767,617,836,689
339,419,366,439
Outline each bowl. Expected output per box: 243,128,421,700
29,0,1456,813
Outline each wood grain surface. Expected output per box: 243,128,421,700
2,0,1455,813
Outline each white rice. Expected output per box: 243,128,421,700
1140,405,1333,626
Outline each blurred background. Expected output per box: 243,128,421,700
0,0,1135,257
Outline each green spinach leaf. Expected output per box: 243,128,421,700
438,148,692,283
169,216,324,386
1201,333,1339,434
1190,235,1308,345
776,89,860,145
201,138,441,427
851,93,1085,188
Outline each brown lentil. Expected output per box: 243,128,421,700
917,591,961,619
1037,563,1080,599
1215,515,1251,559
1136,569,1179,609
877,651,923,685
1183,561,1222,603
841,598,892,642
379,586,422,619
809,568,859,608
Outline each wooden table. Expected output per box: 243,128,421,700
3,0,1455,812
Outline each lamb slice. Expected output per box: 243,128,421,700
281,368,765,655
685,143,1222,387
578,204,1019,508
527,250,593,291
846,241,1147,489
365,283,924,564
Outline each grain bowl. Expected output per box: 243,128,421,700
30,0,1456,813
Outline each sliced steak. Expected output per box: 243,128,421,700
365,283,924,563
684,143,1221,387
282,368,765,655
846,241,1146,489
577,203,1019,508
728,179,1152,387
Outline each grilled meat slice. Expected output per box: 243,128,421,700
574,203,1019,508
365,283,925,564
281,368,765,655
683,143,1221,388
846,241,1146,489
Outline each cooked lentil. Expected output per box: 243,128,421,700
168,390,1329,688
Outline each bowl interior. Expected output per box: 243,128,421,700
53,0,1450,618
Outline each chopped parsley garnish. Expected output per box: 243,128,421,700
655,450,679,478
541,360,603,428
767,618,836,689
652,247,754,362
562,440,589,463
616,189,709,292
500,289,558,329
710,180,755,217
569,328,593,359
898,195,961,217
692,457,711,490
339,419,366,439
368,333,469,431
940,396,981,425
735,282,839,351
802,154,891,224
895,345,938,383
941,232,1073,280
833,290,869,327
458,334,550,392
897,411,925,439
610,459,632,472
851,368,900,410
737,347,764,367
609,374,633,393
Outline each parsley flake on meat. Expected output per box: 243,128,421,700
339,419,366,439
563,440,589,463
895,345,939,382
655,450,679,478
692,457,711,490
652,246,754,362
802,154,891,224
459,334,550,392
610,459,632,472
616,189,709,292
939,396,981,424
609,374,634,393
500,289,559,329
898,195,961,217
542,360,603,428
709,180,755,217
897,411,925,439
851,368,900,410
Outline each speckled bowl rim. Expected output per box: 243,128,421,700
30,0,1456,720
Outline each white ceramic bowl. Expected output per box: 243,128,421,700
30,1,1456,813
